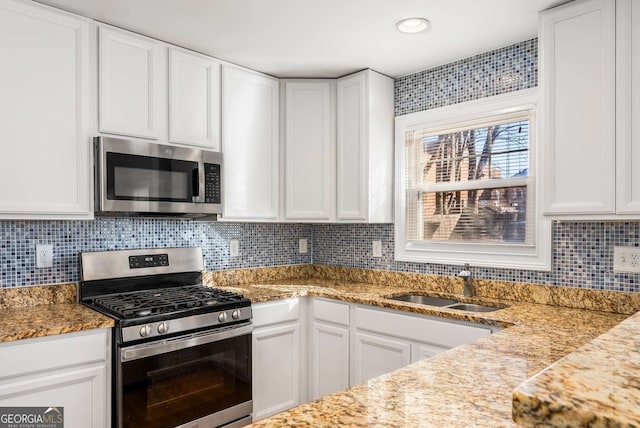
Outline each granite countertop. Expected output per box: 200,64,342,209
1,275,636,426
214,279,634,428
513,311,640,427
0,284,114,343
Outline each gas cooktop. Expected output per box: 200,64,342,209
89,285,249,320
79,247,252,342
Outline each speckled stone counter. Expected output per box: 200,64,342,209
0,284,114,343
2,267,638,426
513,311,640,427
208,276,631,428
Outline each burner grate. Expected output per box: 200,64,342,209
90,286,243,319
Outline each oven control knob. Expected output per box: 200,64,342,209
157,322,168,334
231,310,240,320
139,325,151,337
218,312,227,323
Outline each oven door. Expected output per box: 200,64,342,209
117,324,252,428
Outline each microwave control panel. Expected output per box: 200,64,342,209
204,163,221,204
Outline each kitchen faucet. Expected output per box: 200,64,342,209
458,263,473,297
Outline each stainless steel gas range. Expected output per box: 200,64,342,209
79,247,252,428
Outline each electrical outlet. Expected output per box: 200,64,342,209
372,240,382,258
36,244,53,268
299,238,308,254
613,246,640,273
229,239,239,258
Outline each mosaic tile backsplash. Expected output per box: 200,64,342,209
2,219,639,292
0,219,312,288
313,223,640,293
395,38,537,116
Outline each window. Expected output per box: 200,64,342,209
395,89,550,270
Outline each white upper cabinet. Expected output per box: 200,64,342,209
99,26,221,149
616,0,640,213
336,70,394,223
169,48,220,150
98,25,165,140
283,80,336,222
221,66,280,220
0,0,92,219
540,0,617,215
541,0,640,217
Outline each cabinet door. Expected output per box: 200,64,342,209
412,342,449,363
337,70,394,223
617,0,640,213
0,0,91,219
337,72,368,221
284,80,335,221
310,321,349,400
99,25,164,139
541,0,616,214
252,323,300,420
0,364,107,428
221,66,279,220
351,331,410,385
169,48,220,150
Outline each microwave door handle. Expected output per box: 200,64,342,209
192,167,200,201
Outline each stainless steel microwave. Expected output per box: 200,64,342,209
94,136,222,217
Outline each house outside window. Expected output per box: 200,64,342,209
395,89,551,270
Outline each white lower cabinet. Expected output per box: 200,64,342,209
310,322,349,399
253,298,495,418
351,331,411,385
309,298,350,400
252,298,303,421
350,304,493,384
0,329,111,428
413,343,449,362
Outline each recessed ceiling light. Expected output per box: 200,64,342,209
396,17,430,34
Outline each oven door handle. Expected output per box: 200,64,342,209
121,323,252,362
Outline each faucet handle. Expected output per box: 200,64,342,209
458,263,471,278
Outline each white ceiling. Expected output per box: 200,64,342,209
37,0,564,78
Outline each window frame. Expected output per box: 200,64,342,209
394,88,551,271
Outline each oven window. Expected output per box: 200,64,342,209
120,334,251,428
107,152,197,202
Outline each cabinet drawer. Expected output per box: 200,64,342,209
354,306,491,349
252,298,300,328
312,298,350,326
0,329,108,380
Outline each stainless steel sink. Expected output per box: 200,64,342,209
387,294,506,312
388,294,459,307
446,303,504,313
